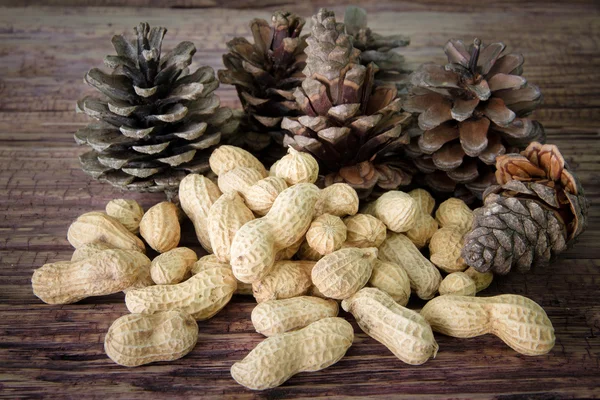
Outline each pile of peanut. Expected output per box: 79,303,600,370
31,146,556,391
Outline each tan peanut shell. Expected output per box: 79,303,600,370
406,213,439,249
408,188,435,215
420,294,555,356
251,296,339,337
438,272,476,296
363,191,417,232
275,235,304,261
71,242,113,261
218,167,265,197
343,214,387,248
104,310,198,367
230,183,320,284
139,201,180,253
429,227,467,273
252,260,314,303
178,174,221,252
125,264,237,320
314,183,359,217
311,247,378,300
378,233,442,300
105,199,144,234
369,259,411,306
67,212,145,253
32,249,151,304
273,147,319,185
244,176,288,216
209,145,267,176
191,255,252,295
464,267,493,293
306,214,347,255
150,247,198,285
230,317,354,390
342,288,438,365
435,198,474,235
297,239,323,261
207,192,255,263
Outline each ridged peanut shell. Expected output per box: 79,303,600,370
297,239,323,261
207,192,255,263
150,247,198,285
438,272,476,296
464,267,493,293
230,317,354,390
252,260,314,303
435,198,474,235
314,183,359,217
209,145,267,176
178,174,221,252
429,227,467,273
406,213,439,249
244,177,288,216
140,202,180,253
104,310,198,367
311,247,378,300
191,255,252,295
67,212,145,253
378,233,442,300
306,214,347,255
369,259,411,306
343,214,386,248
32,249,151,304
71,242,113,261
363,191,417,232
218,167,265,197
273,147,319,185
105,199,144,234
251,296,339,336
408,188,435,215
342,288,438,364
125,264,237,320
420,294,555,355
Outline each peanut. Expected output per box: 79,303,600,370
218,167,265,197
191,255,253,295
311,247,378,300
369,259,411,306
252,260,314,303
105,199,144,234
272,147,319,185
71,242,113,261
314,183,359,217
438,272,476,296
32,249,151,304
104,310,198,367
67,212,145,253
139,201,180,253
150,247,198,285
207,192,254,263
209,145,267,176
343,214,386,248
362,191,417,232
435,198,474,235
429,227,467,273
342,288,438,365
125,264,237,320
306,214,347,256
420,294,555,356
464,267,493,293
275,235,304,261
409,188,435,215
179,173,221,252
244,176,288,216
251,296,339,337
230,183,320,283
230,317,354,390
406,214,439,249
297,239,323,261
378,233,442,300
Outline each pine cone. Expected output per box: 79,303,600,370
218,11,307,151
76,22,236,193
404,38,546,202
282,8,413,198
462,142,589,274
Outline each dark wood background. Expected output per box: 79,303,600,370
1,1,599,398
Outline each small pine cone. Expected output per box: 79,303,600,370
462,193,567,274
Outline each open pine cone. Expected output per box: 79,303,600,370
462,142,589,274
76,22,237,193
218,11,307,151
281,8,414,199
404,38,546,203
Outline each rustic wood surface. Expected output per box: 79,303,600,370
1,1,599,398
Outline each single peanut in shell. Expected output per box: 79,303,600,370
105,199,144,234
429,227,467,273
362,191,417,232
252,260,315,303
306,214,347,255
464,267,493,293
315,183,359,217
273,147,319,185
244,176,288,216
218,167,265,197
209,145,267,176
369,259,411,306
67,212,145,253
139,201,180,253
150,247,198,285
438,272,476,296
343,214,386,248
435,198,474,235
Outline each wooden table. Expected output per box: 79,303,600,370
1,1,599,398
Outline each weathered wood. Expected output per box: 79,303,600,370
0,3,599,398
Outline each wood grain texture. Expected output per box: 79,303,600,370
1,2,599,398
